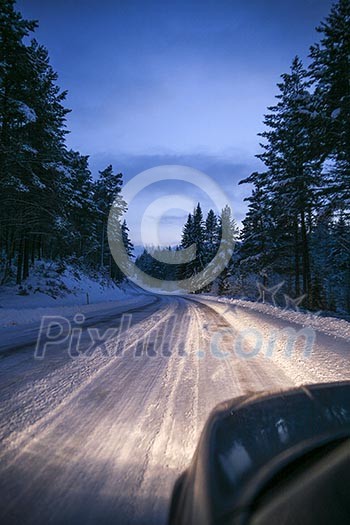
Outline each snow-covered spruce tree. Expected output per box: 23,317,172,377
58,150,99,262
307,0,350,312
135,249,152,276
215,205,238,295
310,210,334,310
0,1,37,183
309,0,350,211
0,2,72,284
121,220,133,258
93,165,127,278
330,213,350,312
257,57,324,303
177,204,206,286
204,209,220,261
184,203,206,290
25,40,73,279
192,203,205,272
0,1,131,288
238,171,276,287
197,208,221,292
0,0,37,284
111,219,134,282
181,213,194,249
135,246,179,281
177,212,194,280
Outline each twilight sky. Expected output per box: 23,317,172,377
18,0,334,245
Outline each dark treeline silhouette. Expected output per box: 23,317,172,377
136,204,238,293
237,0,350,313
0,1,132,285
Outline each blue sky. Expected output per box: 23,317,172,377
18,0,334,245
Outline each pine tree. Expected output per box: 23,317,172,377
0,0,38,178
181,213,194,249
177,213,194,279
190,203,205,277
0,0,37,284
0,1,71,283
215,205,238,294
177,204,205,281
0,1,132,289
257,57,323,300
59,150,98,261
112,218,133,283
239,171,275,284
309,0,350,210
204,209,220,261
205,209,219,245
135,249,152,276
219,205,238,245
93,165,126,271
122,220,133,257
330,213,350,312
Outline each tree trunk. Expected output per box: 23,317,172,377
100,224,105,268
16,237,24,285
22,235,29,280
31,234,36,265
294,218,300,296
300,210,311,300
346,263,350,314
38,234,42,259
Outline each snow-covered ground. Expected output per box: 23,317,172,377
0,293,349,524
194,295,350,386
198,294,350,343
0,262,140,327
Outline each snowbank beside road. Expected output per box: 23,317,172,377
199,295,350,343
0,262,141,327
0,296,146,328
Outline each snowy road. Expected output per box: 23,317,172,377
0,295,349,524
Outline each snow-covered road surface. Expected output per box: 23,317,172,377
0,295,349,524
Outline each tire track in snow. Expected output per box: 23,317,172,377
1,294,332,525
0,298,176,468
190,298,299,391
122,300,201,524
